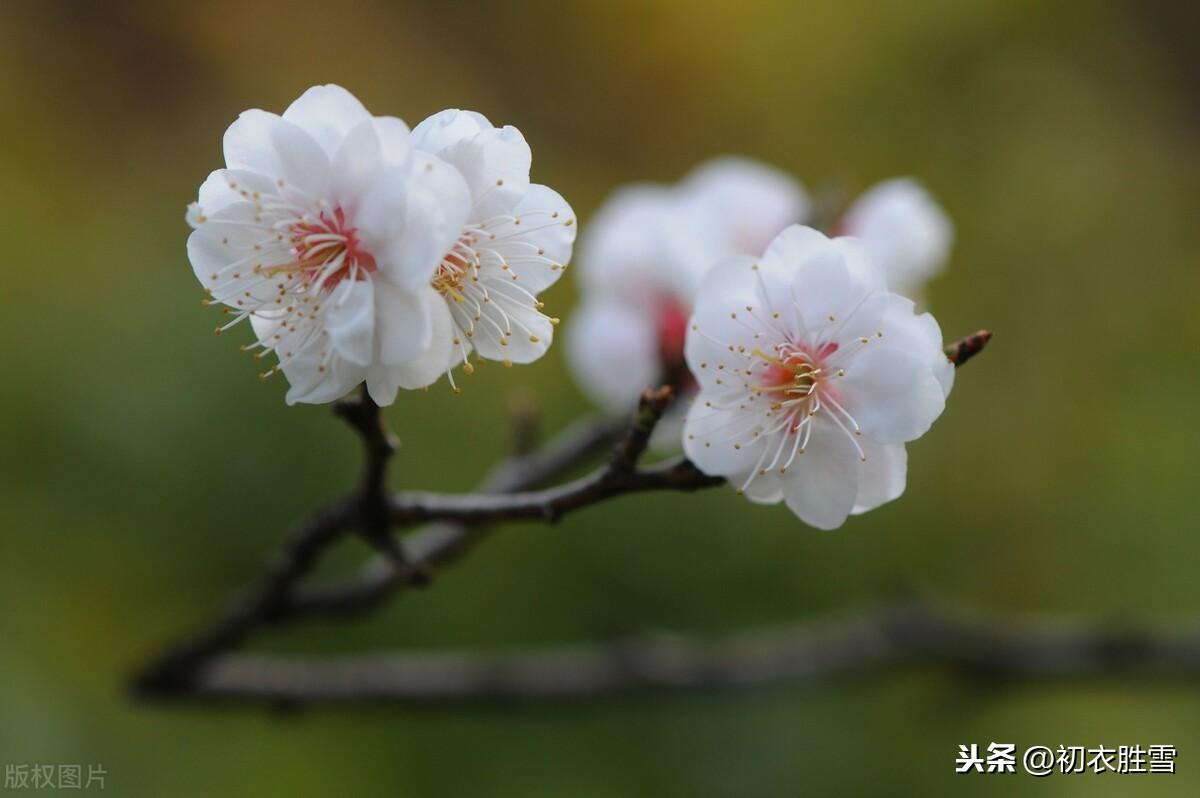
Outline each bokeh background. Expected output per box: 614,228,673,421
2,0,1199,795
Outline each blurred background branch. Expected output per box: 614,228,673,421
168,599,1200,706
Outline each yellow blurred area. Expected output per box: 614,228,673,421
2,1,1199,795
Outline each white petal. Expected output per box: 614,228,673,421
474,183,575,293
432,123,532,219
358,153,472,294
467,279,554,363
324,278,375,367
565,299,660,413
851,440,907,515
411,109,493,151
684,255,767,380
835,344,946,444
683,395,774,478
842,178,953,297
680,156,809,257
281,84,371,157
187,202,290,306
329,119,384,214
374,281,435,365
781,421,860,530
371,116,413,167
274,328,365,406
223,110,330,198
192,169,277,220
366,292,457,399
575,184,698,303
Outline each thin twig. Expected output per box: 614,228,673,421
174,600,1200,705
285,412,628,617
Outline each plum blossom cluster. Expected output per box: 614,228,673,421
566,158,952,427
185,87,962,529
561,158,954,525
187,85,575,405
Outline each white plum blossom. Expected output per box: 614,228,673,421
187,85,471,405
566,157,808,427
410,110,576,384
682,225,954,529
840,178,953,299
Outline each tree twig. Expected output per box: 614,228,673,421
133,331,996,704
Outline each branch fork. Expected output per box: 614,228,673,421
130,332,1039,708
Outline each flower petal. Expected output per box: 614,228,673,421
680,156,809,257
781,421,860,530
473,183,575,293
835,344,947,444
429,122,532,220
842,178,952,298
410,108,492,154
223,109,330,198
373,281,436,365
565,299,660,413
281,84,371,157
466,278,554,363
851,439,907,515
324,277,375,367
366,293,457,400
358,153,472,294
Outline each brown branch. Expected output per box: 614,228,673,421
285,411,629,617
133,331,995,703
170,600,1200,706
132,386,397,694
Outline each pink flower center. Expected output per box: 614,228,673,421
280,207,376,291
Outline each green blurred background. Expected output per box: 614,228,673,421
2,0,1199,794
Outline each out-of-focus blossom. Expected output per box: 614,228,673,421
840,177,953,299
566,158,808,434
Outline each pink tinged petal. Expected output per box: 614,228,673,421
374,281,437,365
410,109,492,155
566,299,660,413
851,440,907,515
281,84,371,157
223,110,331,198
366,293,457,400
781,421,860,530
323,278,375,367
359,153,472,294
835,345,947,444
473,183,575,294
